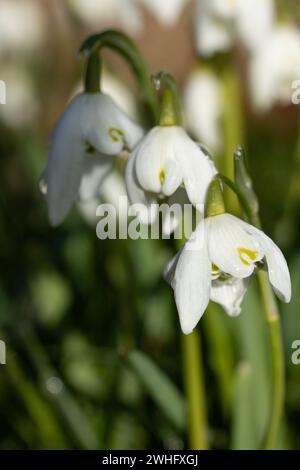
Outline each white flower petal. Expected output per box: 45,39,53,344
161,158,183,196
236,0,275,52
77,196,99,226
195,0,233,57
82,93,143,154
207,214,263,278
46,95,85,226
79,153,113,201
125,151,158,225
163,248,182,285
170,221,211,334
175,128,217,207
134,126,177,194
238,221,291,303
211,277,249,316
249,26,300,111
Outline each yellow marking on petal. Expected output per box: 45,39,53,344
237,247,258,266
211,263,219,275
159,169,165,185
108,127,124,142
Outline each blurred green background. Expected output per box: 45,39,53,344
0,0,300,450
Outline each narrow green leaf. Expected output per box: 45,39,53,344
127,350,186,432
231,362,257,450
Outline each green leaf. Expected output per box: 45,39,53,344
127,350,186,432
231,362,257,450
233,281,269,446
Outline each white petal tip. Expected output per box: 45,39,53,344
48,208,64,227
181,325,195,335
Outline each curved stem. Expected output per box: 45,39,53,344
79,30,158,125
84,52,101,93
181,331,208,450
218,174,253,222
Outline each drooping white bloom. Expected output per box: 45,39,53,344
0,0,45,56
249,25,300,112
140,0,188,27
68,0,143,35
44,93,143,226
183,68,223,153
165,213,291,334
195,0,275,57
125,126,217,223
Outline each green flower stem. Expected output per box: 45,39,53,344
84,52,101,93
220,170,285,449
79,29,159,125
203,303,234,417
257,271,284,450
221,63,244,214
181,330,208,450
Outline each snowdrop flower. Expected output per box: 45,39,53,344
140,0,188,27
183,68,223,153
68,0,143,35
165,211,291,334
195,0,275,57
0,0,45,56
249,25,300,112
125,125,217,224
44,92,143,226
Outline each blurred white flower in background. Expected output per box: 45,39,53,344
0,65,39,128
183,68,222,153
69,0,188,32
195,0,275,57
249,25,300,112
140,0,188,27
68,0,143,35
0,0,45,56
78,168,128,226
